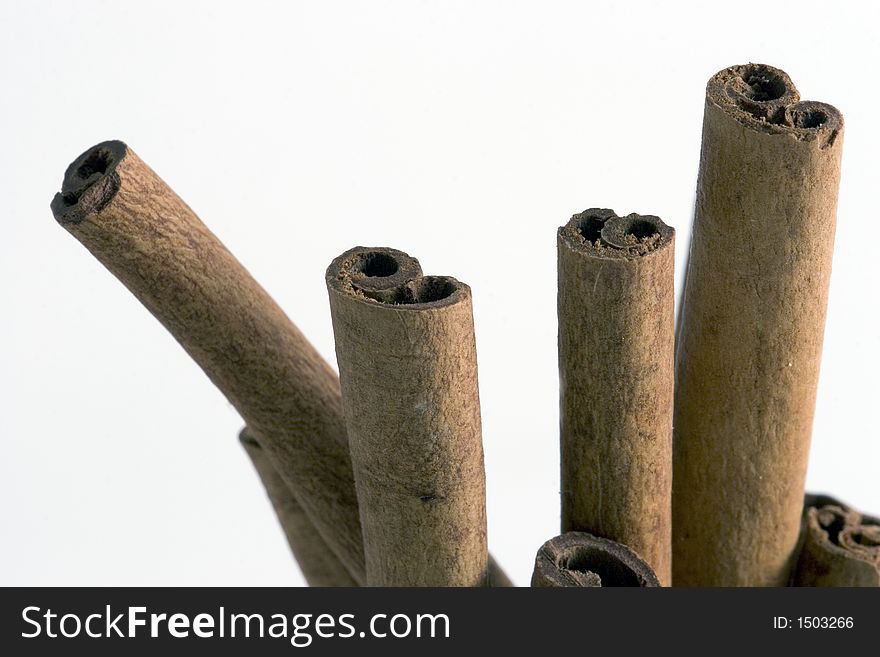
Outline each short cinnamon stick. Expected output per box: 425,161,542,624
793,494,880,587
326,247,488,586
239,429,357,587
558,209,674,585
531,532,660,587
673,65,844,586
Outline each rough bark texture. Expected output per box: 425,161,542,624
239,429,357,587
51,142,511,587
327,247,488,586
673,65,844,586
558,209,674,585
531,532,660,587
793,494,880,587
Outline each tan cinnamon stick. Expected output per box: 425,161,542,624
793,494,880,587
51,141,512,587
326,247,488,586
51,141,364,579
673,65,844,586
239,429,357,587
531,532,660,587
558,209,674,585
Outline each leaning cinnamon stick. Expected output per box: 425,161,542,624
792,494,880,587
673,65,844,586
51,141,364,579
531,532,660,587
558,209,674,585
326,247,488,586
239,429,357,587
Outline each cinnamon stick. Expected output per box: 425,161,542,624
50,142,510,586
326,247,488,586
531,532,660,587
239,429,357,587
558,209,674,585
51,141,364,579
673,65,844,586
792,494,880,587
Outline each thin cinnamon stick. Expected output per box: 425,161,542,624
531,532,660,587
558,209,674,585
792,494,880,587
673,65,844,586
239,428,357,587
326,247,488,586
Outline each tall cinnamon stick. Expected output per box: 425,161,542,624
558,209,674,585
51,141,510,587
793,494,880,587
673,64,844,586
239,429,357,587
326,247,488,586
531,532,660,587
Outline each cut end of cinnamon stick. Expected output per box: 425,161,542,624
559,208,674,259
531,532,660,588
326,246,468,308
51,140,129,224
707,64,843,147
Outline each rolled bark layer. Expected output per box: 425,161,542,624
531,532,660,587
793,494,880,587
239,429,357,587
673,64,844,586
327,247,488,586
558,209,675,585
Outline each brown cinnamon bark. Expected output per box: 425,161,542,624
239,429,357,587
793,494,880,587
531,532,660,587
51,141,513,586
326,247,488,586
558,209,674,585
52,141,363,579
673,65,844,586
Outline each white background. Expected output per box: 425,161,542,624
1,1,877,586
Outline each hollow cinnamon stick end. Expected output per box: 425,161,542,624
326,245,468,308
793,494,880,587
531,532,660,588
558,208,674,259
706,63,842,145
51,140,129,225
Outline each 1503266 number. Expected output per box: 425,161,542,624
798,617,854,629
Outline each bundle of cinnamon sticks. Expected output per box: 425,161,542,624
51,63,878,587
